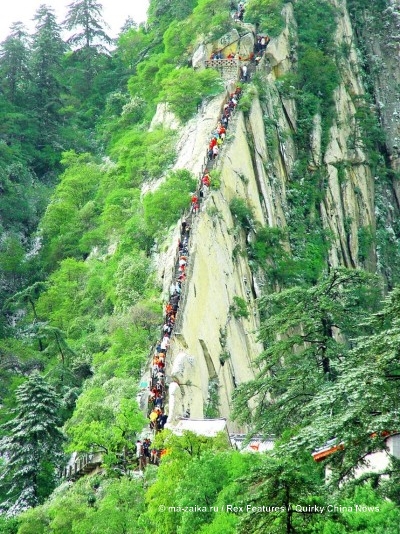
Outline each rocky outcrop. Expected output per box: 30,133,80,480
322,81,375,270
167,184,263,424
152,0,400,427
260,0,376,270
157,102,266,425
350,0,400,169
168,352,202,422
265,4,296,78
192,27,255,70
149,102,180,131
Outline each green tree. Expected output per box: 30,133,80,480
298,48,339,102
319,484,400,534
117,24,153,73
294,287,400,484
0,99,37,168
0,163,50,236
147,0,197,33
176,450,251,534
113,253,152,311
4,282,47,351
0,516,18,534
244,0,285,36
40,151,102,266
127,53,164,106
233,268,379,437
74,477,146,534
30,5,66,169
248,226,298,286
0,339,43,431
162,20,192,65
6,282,47,327
0,235,26,292
159,67,223,122
64,377,146,466
229,197,254,232
143,169,196,238
64,0,111,51
0,23,30,105
238,449,325,534
0,27,41,174
0,372,64,514
109,127,177,187
34,325,76,370
17,474,146,534
35,258,89,332
64,0,112,95
143,430,231,534
190,0,233,42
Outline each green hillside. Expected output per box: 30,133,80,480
1,0,400,532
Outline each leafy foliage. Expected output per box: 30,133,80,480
290,287,400,483
229,296,249,319
159,68,223,122
143,431,249,534
16,475,146,534
143,169,197,238
244,0,285,36
39,152,103,267
148,0,198,34
249,226,296,286
64,377,146,463
233,268,379,436
0,0,399,529
322,484,400,533
291,0,339,152
229,197,254,232
237,447,325,534
110,127,177,186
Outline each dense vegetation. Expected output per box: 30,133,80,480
1,0,400,532
0,0,213,520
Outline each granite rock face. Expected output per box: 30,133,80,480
151,0,400,426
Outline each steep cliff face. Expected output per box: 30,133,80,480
346,0,400,284
260,2,375,270
154,0,400,426
349,0,400,168
255,0,400,277
321,0,376,270
159,104,266,426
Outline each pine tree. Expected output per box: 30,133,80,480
0,22,30,105
232,268,379,437
0,372,64,515
64,0,111,51
238,449,325,534
63,0,112,97
30,5,66,156
295,286,400,484
0,25,39,170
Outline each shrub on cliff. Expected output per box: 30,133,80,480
143,169,197,238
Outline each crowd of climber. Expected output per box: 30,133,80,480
207,89,240,161
136,221,190,468
136,87,242,470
